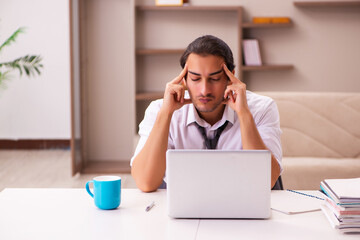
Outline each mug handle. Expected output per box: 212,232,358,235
86,180,94,198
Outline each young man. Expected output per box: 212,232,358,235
131,35,282,192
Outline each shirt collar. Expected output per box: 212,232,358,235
186,104,235,129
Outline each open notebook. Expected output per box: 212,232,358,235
271,190,325,215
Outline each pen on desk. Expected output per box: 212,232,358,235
145,201,155,212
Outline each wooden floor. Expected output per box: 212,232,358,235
0,150,137,192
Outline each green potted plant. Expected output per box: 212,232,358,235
0,27,43,88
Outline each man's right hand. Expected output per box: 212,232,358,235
161,65,192,115
132,65,192,192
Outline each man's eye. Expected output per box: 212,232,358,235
210,78,220,81
191,78,201,81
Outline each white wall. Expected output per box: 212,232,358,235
0,0,70,139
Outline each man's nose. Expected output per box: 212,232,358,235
200,79,211,96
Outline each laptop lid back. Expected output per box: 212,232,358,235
166,150,271,219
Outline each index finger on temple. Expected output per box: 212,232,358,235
172,64,188,84
222,63,238,83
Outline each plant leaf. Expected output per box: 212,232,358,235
0,27,25,53
15,64,23,75
29,55,36,63
0,71,12,89
0,55,43,77
23,65,30,76
34,66,41,75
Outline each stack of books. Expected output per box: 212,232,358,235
320,178,360,234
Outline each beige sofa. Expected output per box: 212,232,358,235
261,92,360,190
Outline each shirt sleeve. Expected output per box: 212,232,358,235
130,100,161,166
130,99,175,166
256,100,283,174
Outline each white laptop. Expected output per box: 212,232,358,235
166,150,271,219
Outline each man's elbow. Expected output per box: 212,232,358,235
270,155,281,188
131,168,160,192
138,184,158,193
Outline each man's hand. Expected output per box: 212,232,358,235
132,65,192,192
161,65,192,114
222,63,250,115
222,64,281,187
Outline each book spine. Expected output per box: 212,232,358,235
242,39,262,66
321,182,360,206
320,182,340,204
252,17,291,24
321,204,340,229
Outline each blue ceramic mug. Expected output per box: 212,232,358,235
86,176,121,210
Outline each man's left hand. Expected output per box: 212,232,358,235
222,63,250,115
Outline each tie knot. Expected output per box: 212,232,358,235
195,121,229,149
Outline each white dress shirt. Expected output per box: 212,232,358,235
131,91,283,172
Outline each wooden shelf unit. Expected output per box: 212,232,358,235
242,65,294,71
136,92,164,101
69,2,295,174
242,22,293,28
135,5,293,101
293,1,360,7
136,5,243,11
136,49,185,55
135,5,243,103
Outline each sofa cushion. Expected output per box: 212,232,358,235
260,92,360,158
282,157,360,190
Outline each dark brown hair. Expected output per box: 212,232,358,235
180,35,235,72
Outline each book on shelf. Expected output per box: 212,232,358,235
155,0,184,6
271,17,291,24
252,17,271,24
252,17,291,24
320,177,360,234
242,39,262,66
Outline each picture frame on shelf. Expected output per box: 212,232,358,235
156,0,183,6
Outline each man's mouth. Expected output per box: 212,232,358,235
198,97,213,104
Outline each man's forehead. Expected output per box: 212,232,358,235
186,54,224,74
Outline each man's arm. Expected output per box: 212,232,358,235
131,66,191,192
237,110,281,188
222,64,281,188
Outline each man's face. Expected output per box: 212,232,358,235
185,53,228,113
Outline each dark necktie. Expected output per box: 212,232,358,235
195,121,229,149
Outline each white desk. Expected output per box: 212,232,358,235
0,188,357,240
